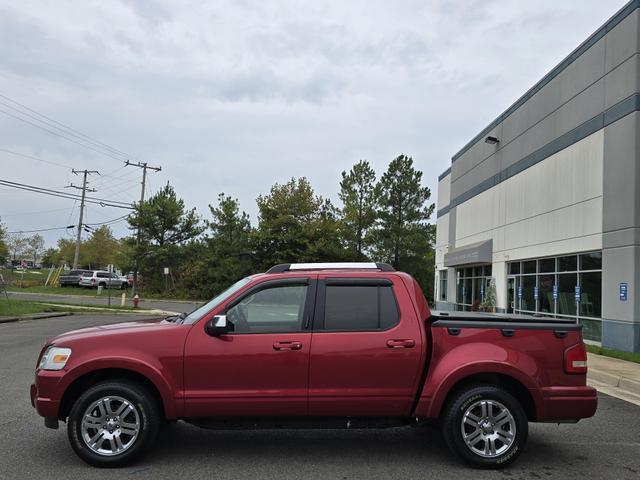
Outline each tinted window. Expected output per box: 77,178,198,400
539,258,555,273
558,255,577,272
324,285,399,331
508,262,520,275
522,261,536,274
227,284,307,333
580,252,602,271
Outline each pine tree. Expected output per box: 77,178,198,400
338,160,376,258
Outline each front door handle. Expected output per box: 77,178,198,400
273,341,303,351
386,339,415,349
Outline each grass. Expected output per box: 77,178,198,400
7,285,111,296
586,344,640,364
0,298,68,317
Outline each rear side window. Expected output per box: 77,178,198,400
323,285,399,331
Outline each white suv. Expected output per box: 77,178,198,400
79,270,129,289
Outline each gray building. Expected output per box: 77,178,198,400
434,0,640,353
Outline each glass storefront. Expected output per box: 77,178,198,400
507,252,602,342
455,265,492,311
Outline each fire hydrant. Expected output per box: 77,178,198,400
132,294,140,309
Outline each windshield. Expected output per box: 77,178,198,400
182,276,254,324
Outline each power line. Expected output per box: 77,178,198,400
0,178,134,209
0,94,131,158
0,207,72,217
0,106,131,164
0,147,74,169
7,225,75,234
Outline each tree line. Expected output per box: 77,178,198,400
9,155,436,301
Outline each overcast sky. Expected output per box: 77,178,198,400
0,0,626,247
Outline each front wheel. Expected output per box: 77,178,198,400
67,381,161,467
441,385,528,468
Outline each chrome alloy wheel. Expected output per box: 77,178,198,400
81,396,141,456
461,399,516,458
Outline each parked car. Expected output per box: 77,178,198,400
58,270,92,287
31,262,597,468
78,270,129,289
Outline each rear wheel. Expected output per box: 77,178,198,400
67,381,161,467
442,385,527,468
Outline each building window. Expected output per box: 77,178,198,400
439,270,448,302
507,252,602,342
455,265,492,311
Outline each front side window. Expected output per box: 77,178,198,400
323,285,399,331
227,284,308,333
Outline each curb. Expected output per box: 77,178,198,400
0,312,74,324
588,368,640,396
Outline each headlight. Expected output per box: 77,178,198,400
38,347,72,371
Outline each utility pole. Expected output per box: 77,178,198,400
125,161,161,295
66,169,99,270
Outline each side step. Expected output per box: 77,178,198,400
185,416,425,430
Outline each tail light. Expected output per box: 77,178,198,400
91,278,96,283
564,343,588,374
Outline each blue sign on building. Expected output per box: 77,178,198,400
574,285,581,302
552,284,558,300
534,286,539,300
517,286,523,299
620,283,628,301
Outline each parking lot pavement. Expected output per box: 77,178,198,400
1,314,639,480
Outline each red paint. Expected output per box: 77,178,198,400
31,268,596,426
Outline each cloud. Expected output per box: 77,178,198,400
0,0,624,246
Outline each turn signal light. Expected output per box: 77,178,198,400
564,343,588,374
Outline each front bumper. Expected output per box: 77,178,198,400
30,370,65,419
536,386,598,421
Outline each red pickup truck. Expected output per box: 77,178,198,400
31,262,597,468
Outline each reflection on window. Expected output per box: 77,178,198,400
506,251,602,341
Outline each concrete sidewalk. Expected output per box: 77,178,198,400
588,352,640,406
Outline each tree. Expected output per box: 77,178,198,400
183,194,254,297
127,183,202,291
25,234,45,266
339,160,377,258
255,177,347,267
6,233,28,263
40,248,58,268
0,219,8,265
371,154,435,296
82,226,121,269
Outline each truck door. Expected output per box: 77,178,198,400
308,276,424,416
183,277,316,417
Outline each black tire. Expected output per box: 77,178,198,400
441,385,528,469
67,380,161,467
121,283,128,290
98,282,107,289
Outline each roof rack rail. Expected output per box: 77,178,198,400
265,262,395,274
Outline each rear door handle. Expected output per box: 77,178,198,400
273,341,303,351
386,339,416,349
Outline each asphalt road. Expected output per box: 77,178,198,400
1,313,639,480
7,291,201,315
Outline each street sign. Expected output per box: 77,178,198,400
517,286,523,299
574,285,581,303
533,286,539,300
552,284,558,300
620,283,628,302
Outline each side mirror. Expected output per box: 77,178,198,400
205,314,234,337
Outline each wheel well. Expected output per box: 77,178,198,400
442,373,536,421
58,368,166,421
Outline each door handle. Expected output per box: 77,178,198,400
386,339,415,349
273,341,303,351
